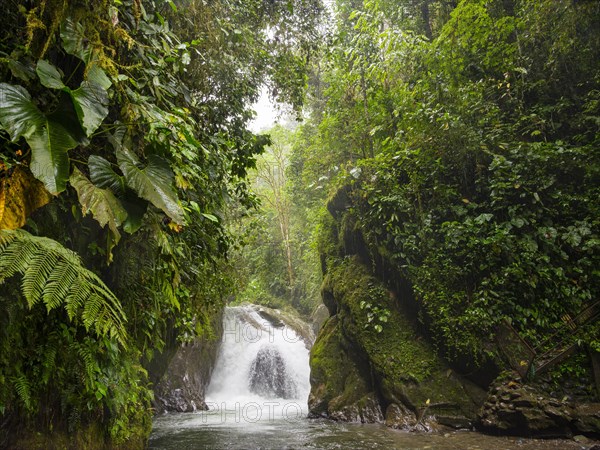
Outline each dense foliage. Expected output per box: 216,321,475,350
0,0,321,446
291,0,599,384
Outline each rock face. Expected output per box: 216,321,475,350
249,346,298,399
308,316,384,423
252,304,315,348
152,309,224,413
309,255,485,428
479,373,600,437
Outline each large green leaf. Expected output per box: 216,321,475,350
60,17,95,64
0,83,45,140
121,198,148,234
117,148,184,224
89,155,126,193
89,155,148,234
49,92,89,146
87,64,112,91
36,58,108,137
71,81,109,136
70,167,127,244
28,119,77,194
0,83,77,194
36,60,65,89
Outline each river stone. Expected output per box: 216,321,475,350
385,403,417,429
248,346,297,399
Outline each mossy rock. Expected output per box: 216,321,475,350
326,256,483,423
308,316,381,421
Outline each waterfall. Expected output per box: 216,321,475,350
204,305,311,422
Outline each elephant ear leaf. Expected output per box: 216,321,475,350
61,17,95,64
0,83,75,194
70,167,127,247
89,155,126,193
117,148,184,225
27,121,76,194
0,83,45,140
36,60,65,89
70,80,109,137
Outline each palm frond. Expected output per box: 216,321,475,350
0,229,127,346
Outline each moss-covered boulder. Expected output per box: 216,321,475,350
308,316,383,422
309,255,485,428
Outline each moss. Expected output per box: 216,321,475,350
324,255,482,419
308,316,373,417
330,256,435,384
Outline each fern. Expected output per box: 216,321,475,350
12,374,33,411
0,229,127,346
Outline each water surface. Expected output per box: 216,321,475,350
149,411,591,450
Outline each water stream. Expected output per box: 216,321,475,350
149,306,591,449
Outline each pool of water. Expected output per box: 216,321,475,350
149,410,595,450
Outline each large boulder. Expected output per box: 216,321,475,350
309,256,485,428
308,316,383,422
152,309,224,413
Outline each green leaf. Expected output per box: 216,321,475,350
28,117,77,194
117,147,184,224
202,212,219,222
121,198,147,234
70,167,127,245
61,17,94,63
89,155,126,193
48,92,89,146
36,60,65,89
0,83,45,140
70,81,109,136
0,84,83,193
88,154,147,233
86,65,112,90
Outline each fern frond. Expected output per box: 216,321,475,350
12,374,33,411
65,281,91,321
0,235,38,280
0,229,127,346
43,260,78,311
40,342,57,385
21,248,59,308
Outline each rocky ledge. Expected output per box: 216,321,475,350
479,373,600,438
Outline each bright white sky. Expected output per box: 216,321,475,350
248,88,279,133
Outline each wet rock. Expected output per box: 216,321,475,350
436,415,472,429
249,346,297,399
253,304,315,347
385,403,417,429
573,404,600,434
153,339,217,413
310,256,485,430
478,373,600,437
152,309,223,414
311,303,330,335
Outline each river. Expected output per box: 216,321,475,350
148,306,594,449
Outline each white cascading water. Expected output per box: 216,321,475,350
204,305,311,423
